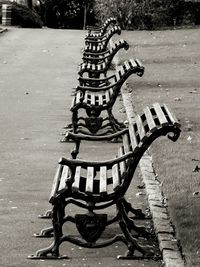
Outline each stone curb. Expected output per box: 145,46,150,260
121,78,185,267
110,38,185,267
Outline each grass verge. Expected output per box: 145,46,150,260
118,28,200,266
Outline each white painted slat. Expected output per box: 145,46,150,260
105,90,110,103
91,94,95,105
118,146,126,175
153,103,168,126
128,124,139,152
98,94,103,106
144,106,157,132
163,104,181,127
72,166,81,192
85,167,94,194
123,133,131,153
124,61,130,71
83,91,88,103
129,59,137,68
75,91,81,105
58,165,69,191
100,166,107,195
112,164,120,191
115,71,120,82
49,164,63,202
119,65,125,76
136,114,146,142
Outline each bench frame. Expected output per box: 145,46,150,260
69,59,144,136
29,103,181,260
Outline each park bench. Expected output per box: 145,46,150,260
68,59,144,135
79,44,134,79
29,103,181,260
82,39,129,65
86,17,117,37
84,25,121,54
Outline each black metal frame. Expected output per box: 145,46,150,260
29,115,181,260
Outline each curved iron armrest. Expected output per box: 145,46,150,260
82,52,111,62
78,74,115,86
76,83,115,92
58,151,133,169
83,49,109,57
85,33,108,41
85,37,107,46
60,124,181,171
65,128,128,142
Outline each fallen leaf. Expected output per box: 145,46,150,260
174,97,182,101
193,165,200,172
136,192,145,196
137,183,145,189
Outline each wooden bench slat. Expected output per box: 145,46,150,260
71,96,75,109
163,104,181,127
112,164,120,191
129,59,137,68
49,164,63,202
118,146,126,175
83,91,88,103
123,133,131,153
72,166,81,192
136,115,146,142
129,124,139,151
91,94,95,105
58,165,69,191
86,166,94,194
109,88,113,97
153,103,168,126
115,71,120,82
144,106,157,132
98,94,103,106
99,166,107,195
105,90,110,103
118,65,125,77
124,60,130,71
75,91,81,105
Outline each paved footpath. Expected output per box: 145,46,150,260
0,28,161,267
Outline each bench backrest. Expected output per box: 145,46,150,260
84,25,121,52
82,39,129,63
87,17,117,36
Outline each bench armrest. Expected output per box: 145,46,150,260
78,74,115,83
65,128,129,142
83,50,108,56
58,151,133,169
76,84,114,92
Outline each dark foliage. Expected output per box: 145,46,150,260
94,0,200,30
0,1,43,28
36,0,96,29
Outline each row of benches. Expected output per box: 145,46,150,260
29,18,181,260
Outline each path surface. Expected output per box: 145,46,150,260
0,28,161,267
